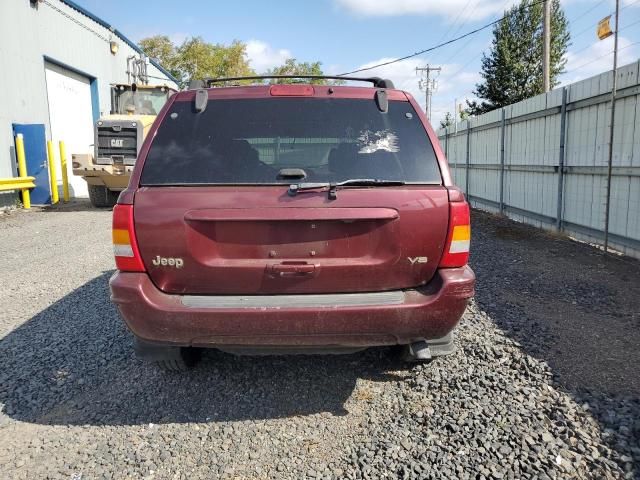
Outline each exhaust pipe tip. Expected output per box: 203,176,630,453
402,332,456,362
403,340,433,362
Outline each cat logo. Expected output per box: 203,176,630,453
408,256,428,264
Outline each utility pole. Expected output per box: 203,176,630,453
454,98,458,134
416,65,441,122
603,0,620,254
542,0,551,92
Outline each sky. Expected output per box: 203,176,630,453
77,0,640,126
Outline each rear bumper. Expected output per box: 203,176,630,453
109,266,475,349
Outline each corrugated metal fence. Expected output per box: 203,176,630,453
438,60,640,259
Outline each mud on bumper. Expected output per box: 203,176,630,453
109,266,475,350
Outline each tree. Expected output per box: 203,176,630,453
175,38,255,84
439,108,469,129
138,35,255,87
439,112,455,130
139,35,175,69
266,58,342,84
467,0,570,115
139,35,180,80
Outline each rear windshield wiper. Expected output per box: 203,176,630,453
288,179,405,200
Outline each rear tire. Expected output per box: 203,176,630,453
88,184,118,208
155,348,201,372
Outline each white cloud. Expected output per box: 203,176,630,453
333,0,518,21
245,40,292,73
345,57,480,127
561,35,639,84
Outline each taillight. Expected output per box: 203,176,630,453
439,201,471,268
112,204,145,272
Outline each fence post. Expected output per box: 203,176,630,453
465,120,471,196
444,127,448,158
499,109,506,214
556,87,568,231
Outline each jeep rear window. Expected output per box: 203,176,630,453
140,98,441,185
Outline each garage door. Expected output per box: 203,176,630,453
45,62,95,198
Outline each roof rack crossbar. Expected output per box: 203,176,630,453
190,76,395,89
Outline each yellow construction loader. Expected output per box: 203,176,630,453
73,83,176,207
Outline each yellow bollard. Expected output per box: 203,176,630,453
58,141,70,202
15,133,31,209
47,140,59,204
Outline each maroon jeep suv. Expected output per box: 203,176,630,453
109,76,475,371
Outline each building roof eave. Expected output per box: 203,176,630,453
58,0,180,86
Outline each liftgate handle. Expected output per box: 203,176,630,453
268,263,318,277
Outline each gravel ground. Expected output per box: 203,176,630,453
0,202,638,479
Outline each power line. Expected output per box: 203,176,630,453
435,0,502,65
454,24,639,99
620,17,640,32
42,0,110,43
442,1,640,114
438,0,514,77
572,18,605,39
448,51,483,80
338,0,547,76
566,0,636,39
569,0,607,25
435,0,518,66
413,0,610,77
437,0,474,46
427,1,512,104
445,38,482,74
621,0,640,9
564,40,639,74
566,18,640,66
572,0,640,41
449,1,637,81
446,1,479,41
565,1,640,55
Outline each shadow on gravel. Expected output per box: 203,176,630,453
0,272,403,426
41,199,110,213
471,211,640,471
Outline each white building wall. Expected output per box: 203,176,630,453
0,0,178,201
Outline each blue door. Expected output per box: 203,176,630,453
12,124,51,205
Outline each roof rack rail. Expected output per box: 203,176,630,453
188,76,395,90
